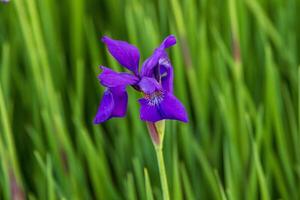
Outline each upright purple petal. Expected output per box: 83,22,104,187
98,66,139,87
141,35,177,77
141,48,166,77
102,36,140,74
94,86,128,124
159,58,174,93
160,35,177,49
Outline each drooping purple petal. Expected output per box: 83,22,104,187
94,86,128,124
98,66,139,88
138,98,162,122
94,89,114,124
138,92,188,122
110,87,128,117
102,36,140,74
141,35,177,77
138,77,162,94
158,92,188,122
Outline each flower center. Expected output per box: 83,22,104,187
144,90,164,106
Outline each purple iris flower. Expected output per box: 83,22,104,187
94,35,188,124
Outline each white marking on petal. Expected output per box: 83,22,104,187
159,58,169,66
144,91,164,106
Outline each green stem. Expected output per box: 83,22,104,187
155,147,170,200
146,121,169,199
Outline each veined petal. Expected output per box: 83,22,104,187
94,86,128,124
158,92,188,122
98,66,139,87
138,92,188,122
138,98,162,122
141,35,177,77
102,36,140,74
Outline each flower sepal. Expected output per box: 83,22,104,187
146,120,165,149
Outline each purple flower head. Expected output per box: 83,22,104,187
94,35,188,124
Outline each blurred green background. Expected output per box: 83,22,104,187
0,0,299,199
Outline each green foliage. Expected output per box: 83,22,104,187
0,0,299,199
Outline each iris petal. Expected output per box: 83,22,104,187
160,35,177,49
159,58,174,93
110,87,128,117
141,35,176,77
141,49,166,77
94,89,114,124
158,92,188,122
98,66,139,87
138,98,162,122
138,77,162,94
102,36,140,74
94,86,128,124
138,92,188,122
